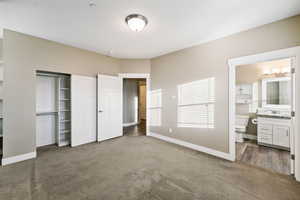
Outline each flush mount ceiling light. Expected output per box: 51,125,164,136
125,14,148,32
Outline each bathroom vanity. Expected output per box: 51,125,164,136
257,76,292,151
257,116,291,150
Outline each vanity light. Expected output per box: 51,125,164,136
271,68,280,74
263,69,272,75
125,14,148,32
281,67,290,73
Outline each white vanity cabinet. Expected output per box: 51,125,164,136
257,117,290,150
273,125,290,148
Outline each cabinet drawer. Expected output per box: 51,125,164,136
258,124,272,134
258,134,273,144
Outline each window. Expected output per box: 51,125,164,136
149,89,162,126
177,78,215,128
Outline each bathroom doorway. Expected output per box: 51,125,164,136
235,58,293,175
228,47,300,180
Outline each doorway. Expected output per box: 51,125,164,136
119,73,150,137
228,47,300,181
122,78,147,136
235,58,293,175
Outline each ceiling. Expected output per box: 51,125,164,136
0,0,300,59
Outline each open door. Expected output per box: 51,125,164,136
290,57,296,175
97,74,122,141
71,75,97,147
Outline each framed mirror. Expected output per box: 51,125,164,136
261,77,291,109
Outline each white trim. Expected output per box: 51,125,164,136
119,73,150,136
228,46,300,181
119,73,150,79
123,122,139,127
2,151,37,166
148,132,234,161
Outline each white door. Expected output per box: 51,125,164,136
97,74,122,141
71,75,97,147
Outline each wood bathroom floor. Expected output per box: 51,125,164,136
236,140,291,175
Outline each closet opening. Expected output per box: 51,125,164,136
36,71,71,150
122,78,147,136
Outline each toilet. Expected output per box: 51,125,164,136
235,115,249,143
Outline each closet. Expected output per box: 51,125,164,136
0,61,3,156
36,71,71,147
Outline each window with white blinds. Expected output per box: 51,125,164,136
177,78,215,128
149,89,162,126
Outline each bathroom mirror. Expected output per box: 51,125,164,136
262,77,291,108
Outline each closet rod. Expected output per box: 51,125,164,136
36,111,58,116
36,73,60,78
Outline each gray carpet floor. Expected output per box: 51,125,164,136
0,135,300,200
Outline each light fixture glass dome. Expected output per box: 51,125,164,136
125,14,148,32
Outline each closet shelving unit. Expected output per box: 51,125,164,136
57,75,71,147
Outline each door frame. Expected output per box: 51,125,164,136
119,73,150,136
228,46,300,181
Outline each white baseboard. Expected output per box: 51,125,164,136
148,132,234,161
2,151,37,166
123,122,138,127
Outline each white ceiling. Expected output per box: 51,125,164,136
0,0,300,58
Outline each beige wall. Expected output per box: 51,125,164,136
119,59,151,73
150,15,300,153
0,39,2,60
3,30,121,158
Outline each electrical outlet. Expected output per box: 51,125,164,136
168,128,173,133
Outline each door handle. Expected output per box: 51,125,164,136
98,110,103,113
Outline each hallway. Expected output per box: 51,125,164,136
123,120,146,136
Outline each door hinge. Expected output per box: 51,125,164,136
291,154,295,160
291,111,295,117
291,68,295,74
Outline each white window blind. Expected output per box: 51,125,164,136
149,89,162,126
177,78,215,128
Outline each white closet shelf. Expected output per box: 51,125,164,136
60,130,71,134
36,111,58,116
60,120,71,123
60,110,70,112
60,88,70,90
